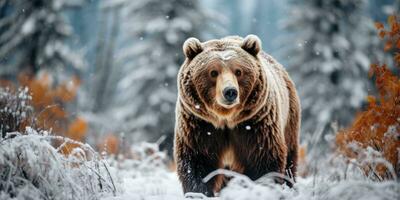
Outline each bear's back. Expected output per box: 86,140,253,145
259,52,290,132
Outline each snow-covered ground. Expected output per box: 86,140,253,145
104,165,399,200
101,143,399,200
105,168,183,200
1,130,399,200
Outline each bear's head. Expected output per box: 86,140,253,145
178,35,268,128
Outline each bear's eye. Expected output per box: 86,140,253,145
235,69,242,77
210,70,219,78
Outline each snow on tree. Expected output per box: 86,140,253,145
369,0,400,22
337,15,400,180
110,0,221,144
283,0,388,136
90,1,123,113
0,0,86,77
76,1,127,149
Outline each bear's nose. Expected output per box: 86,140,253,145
223,87,238,103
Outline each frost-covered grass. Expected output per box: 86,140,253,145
103,142,399,200
0,129,398,200
0,87,33,137
104,162,399,200
0,127,117,200
218,174,398,200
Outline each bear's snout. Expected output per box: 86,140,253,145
216,67,240,108
223,87,238,103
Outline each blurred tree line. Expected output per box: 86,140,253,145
0,0,399,156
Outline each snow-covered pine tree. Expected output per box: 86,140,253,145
283,0,387,136
112,0,220,144
369,0,400,22
91,1,123,113
77,1,126,148
0,0,85,77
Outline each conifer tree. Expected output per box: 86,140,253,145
0,0,85,76
112,0,220,143
284,0,387,135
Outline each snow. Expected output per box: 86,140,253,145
0,87,33,136
0,0,86,76
96,138,399,200
103,0,221,143
282,0,389,139
384,125,399,139
1,122,398,200
0,127,116,200
105,169,183,200
21,18,36,35
0,0,398,199
100,165,399,200
217,50,237,61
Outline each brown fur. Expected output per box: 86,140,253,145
174,35,301,197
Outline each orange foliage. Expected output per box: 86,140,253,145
0,79,14,88
60,117,89,154
168,161,177,172
67,117,88,141
297,144,308,177
97,134,120,155
336,15,400,180
298,145,307,166
0,71,87,155
17,72,82,135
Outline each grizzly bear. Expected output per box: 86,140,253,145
174,35,300,197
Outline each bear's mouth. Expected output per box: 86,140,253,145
217,98,240,109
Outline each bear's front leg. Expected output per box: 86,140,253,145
175,139,218,197
237,122,288,185
242,150,287,185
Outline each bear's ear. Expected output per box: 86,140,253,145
183,37,203,59
241,35,261,56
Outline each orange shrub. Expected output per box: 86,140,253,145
1,71,88,155
60,117,89,155
97,134,120,155
297,145,308,177
336,15,400,180
18,72,81,133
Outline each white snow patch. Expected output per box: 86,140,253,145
21,18,35,35
217,50,237,61
384,125,399,139
0,128,116,200
102,167,398,200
